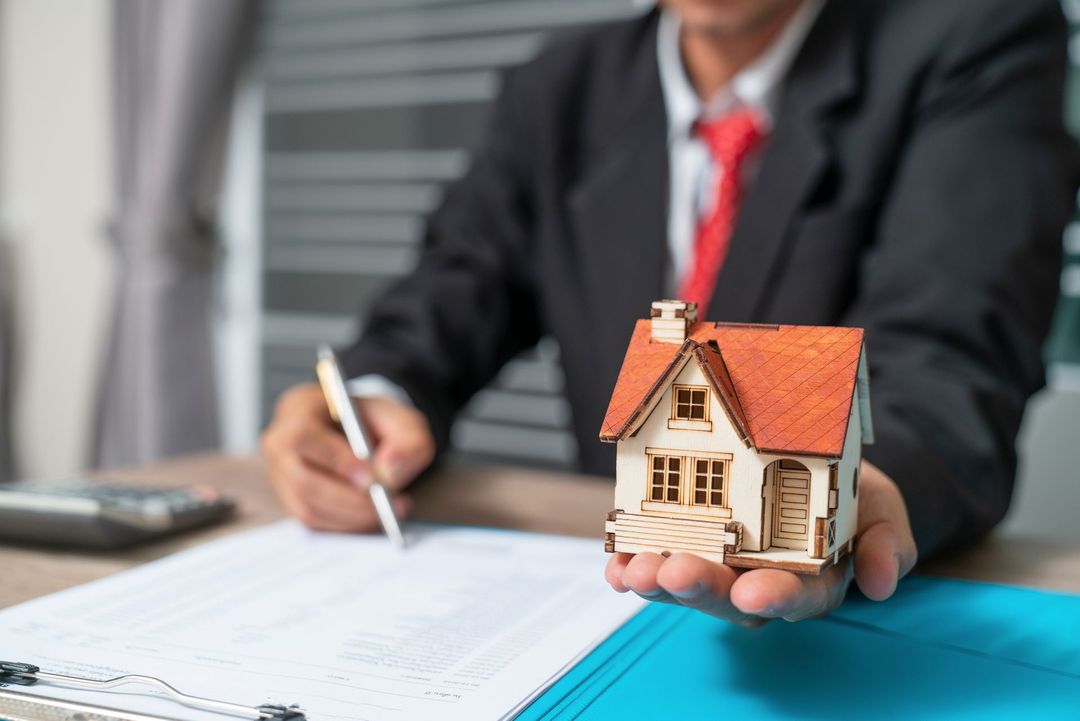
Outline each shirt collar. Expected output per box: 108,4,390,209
657,0,826,140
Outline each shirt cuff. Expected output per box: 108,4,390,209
346,374,415,408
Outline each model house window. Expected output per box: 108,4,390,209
672,386,708,421
692,458,726,507
649,455,682,503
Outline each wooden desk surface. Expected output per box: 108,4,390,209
2,454,1078,609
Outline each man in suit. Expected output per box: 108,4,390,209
261,0,1077,624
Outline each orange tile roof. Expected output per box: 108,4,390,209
693,343,751,445
599,320,866,457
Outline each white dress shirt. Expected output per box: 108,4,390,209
350,1,824,402
658,0,824,293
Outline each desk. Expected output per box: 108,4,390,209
2,454,1078,609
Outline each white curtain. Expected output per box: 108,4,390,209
93,0,261,467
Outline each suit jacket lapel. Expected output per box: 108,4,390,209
710,0,859,322
569,12,668,357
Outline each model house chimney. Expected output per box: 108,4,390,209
650,300,698,344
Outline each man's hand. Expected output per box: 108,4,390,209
261,383,436,532
604,461,917,626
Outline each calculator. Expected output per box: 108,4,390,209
0,481,235,549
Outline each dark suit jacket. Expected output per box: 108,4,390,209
341,0,1078,559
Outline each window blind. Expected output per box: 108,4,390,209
260,0,643,469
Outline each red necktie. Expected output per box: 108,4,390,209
678,108,764,318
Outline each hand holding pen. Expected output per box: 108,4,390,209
261,353,435,537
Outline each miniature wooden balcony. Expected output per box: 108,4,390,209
604,510,742,564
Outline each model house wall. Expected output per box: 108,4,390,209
613,358,862,558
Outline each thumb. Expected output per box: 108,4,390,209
358,397,436,491
853,462,918,601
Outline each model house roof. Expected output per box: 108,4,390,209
599,320,871,457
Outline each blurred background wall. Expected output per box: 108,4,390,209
1001,0,1080,538
0,0,114,480
0,0,1076,539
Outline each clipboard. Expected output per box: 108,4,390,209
0,662,305,721
0,687,192,721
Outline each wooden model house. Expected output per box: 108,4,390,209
601,300,873,574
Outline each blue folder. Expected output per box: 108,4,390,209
520,576,1080,720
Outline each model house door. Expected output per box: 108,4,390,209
773,469,811,550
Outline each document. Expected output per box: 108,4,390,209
0,521,643,720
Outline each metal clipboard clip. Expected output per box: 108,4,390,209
0,661,306,721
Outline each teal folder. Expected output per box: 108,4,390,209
520,576,1080,720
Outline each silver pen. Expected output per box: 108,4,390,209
315,344,407,549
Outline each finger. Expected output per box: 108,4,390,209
362,400,436,491
297,479,413,534
605,553,634,592
301,462,414,533
730,560,852,622
655,553,764,627
371,439,431,491
295,427,370,487
621,553,679,603
855,521,913,601
280,456,383,532
854,464,919,601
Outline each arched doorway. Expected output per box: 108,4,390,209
766,459,811,551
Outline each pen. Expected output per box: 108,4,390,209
315,344,407,549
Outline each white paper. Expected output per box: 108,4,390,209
0,521,643,721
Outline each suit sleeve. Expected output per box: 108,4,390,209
338,71,542,452
849,1,1078,558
